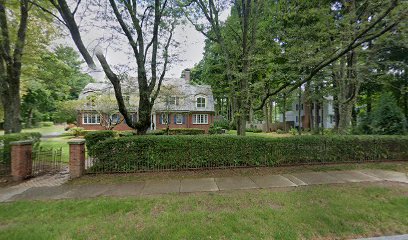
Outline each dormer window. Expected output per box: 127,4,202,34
169,96,180,106
196,96,206,108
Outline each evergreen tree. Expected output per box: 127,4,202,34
372,93,406,135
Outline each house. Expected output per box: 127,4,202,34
76,69,215,133
279,96,336,129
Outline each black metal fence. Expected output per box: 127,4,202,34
32,147,63,177
85,140,408,174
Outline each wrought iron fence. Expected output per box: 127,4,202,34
32,147,63,177
84,140,407,174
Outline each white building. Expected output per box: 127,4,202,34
279,96,336,129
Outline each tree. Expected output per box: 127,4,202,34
0,0,29,133
34,0,179,134
372,93,406,134
20,46,93,126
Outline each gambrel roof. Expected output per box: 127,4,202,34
78,76,215,112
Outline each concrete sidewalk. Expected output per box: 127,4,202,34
1,169,407,202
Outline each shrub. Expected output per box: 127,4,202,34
276,129,286,134
372,93,406,135
117,131,136,137
159,128,205,135
40,121,54,127
289,128,298,135
89,135,408,172
85,130,117,156
209,126,223,134
0,132,41,164
69,127,86,137
213,118,230,130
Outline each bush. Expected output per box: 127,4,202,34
84,130,117,156
39,121,54,127
155,128,205,135
117,131,136,137
0,132,41,165
209,126,223,134
246,127,262,133
90,135,408,172
69,127,86,137
289,128,298,135
213,118,230,130
372,93,406,135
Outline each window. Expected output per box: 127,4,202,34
295,104,299,111
193,114,208,124
124,113,137,125
110,114,121,124
160,113,169,124
295,116,298,123
175,114,183,124
196,97,206,108
301,104,304,110
169,96,180,106
83,113,100,124
329,115,334,124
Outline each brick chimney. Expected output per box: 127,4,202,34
183,69,191,82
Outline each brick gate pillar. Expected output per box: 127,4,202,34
68,139,86,179
11,140,33,181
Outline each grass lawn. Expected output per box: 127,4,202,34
39,136,74,163
0,124,66,136
0,184,407,239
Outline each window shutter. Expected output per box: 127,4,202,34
182,115,186,124
159,114,163,124
174,114,177,124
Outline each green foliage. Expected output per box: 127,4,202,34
39,122,54,127
209,126,223,134
289,128,298,135
90,135,408,172
53,100,81,124
84,131,117,156
213,118,230,130
21,46,93,125
246,127,262,133
69,127,86,137
372,94,406,135
147,129,205,135
0,132,41,164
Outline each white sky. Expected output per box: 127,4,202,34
56,3,229,79
58,16,208,79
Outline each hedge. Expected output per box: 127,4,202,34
89,135,408,173
149,128,205,135
84,130,117,156
0,132,41,165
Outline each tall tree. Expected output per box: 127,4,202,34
35,0,179,134
0,0,29,134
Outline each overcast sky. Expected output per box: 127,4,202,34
56,3,230,80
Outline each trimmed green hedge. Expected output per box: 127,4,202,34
84,130,117,156
149,128,205,135
89,135,408,173
0,132,41,165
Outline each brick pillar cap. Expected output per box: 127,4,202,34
10,140,33,146
68,139,86,145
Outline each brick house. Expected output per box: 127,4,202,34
76,69,215,133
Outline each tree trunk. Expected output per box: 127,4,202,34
2,82,22,133
282,94,287,132
0,1,28,134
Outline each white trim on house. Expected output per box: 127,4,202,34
193,114,208,124
196,96,206,109
83,113,101,124
175,114,183,125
